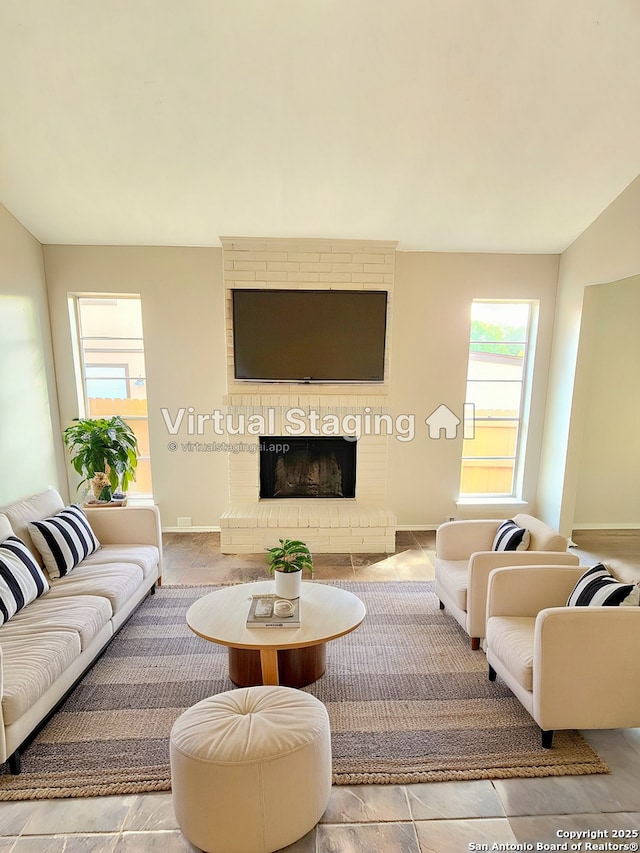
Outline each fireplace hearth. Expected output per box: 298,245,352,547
260,437,357,499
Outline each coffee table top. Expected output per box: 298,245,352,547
186,580,366,651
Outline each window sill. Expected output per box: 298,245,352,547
124,496,155,507
456,497,529,508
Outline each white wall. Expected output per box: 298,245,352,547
43,244,561,530
388,251,560,526
5,172,639,534
573,277,640,527
43,245,229,528
538,175,640,535
0,205,66,505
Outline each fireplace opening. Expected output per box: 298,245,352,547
259,437,357,499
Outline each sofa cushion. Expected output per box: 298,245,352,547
46,562,144,616
1,629,81,725
80,544,160,579
0,489,65,561
0,514,13,543
486,616,535,692
567,563,639,607
3,593,113,650
28,505,101,579
0,536,50,625
492,519,530,552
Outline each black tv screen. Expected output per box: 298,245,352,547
232,289,388,382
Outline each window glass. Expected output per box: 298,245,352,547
460,300,534,497
73,296,152,497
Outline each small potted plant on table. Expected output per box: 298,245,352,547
63,416,138,504
266,538,314,599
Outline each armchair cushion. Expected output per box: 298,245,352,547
485,616,534,691
28,505,101,579
433,559,468,610
492,519,530,552
567,563,639,607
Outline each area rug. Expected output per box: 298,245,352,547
0,581,608,800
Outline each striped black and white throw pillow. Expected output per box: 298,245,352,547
28,504,101,579
492,519,530,552
567,563,638,607
0,535,50,625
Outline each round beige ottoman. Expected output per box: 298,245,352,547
170,685,332,853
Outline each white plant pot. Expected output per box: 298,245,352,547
274,570,302,600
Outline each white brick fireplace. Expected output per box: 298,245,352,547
219,236,398,553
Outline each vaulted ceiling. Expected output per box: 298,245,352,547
1,1,639,252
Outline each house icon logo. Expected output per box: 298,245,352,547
425,404,460,439
425,403,475,440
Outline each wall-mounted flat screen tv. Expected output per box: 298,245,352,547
232,289,388,382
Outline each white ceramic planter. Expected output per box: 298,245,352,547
274,570,302,600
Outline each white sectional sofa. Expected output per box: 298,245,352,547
0,488,162,773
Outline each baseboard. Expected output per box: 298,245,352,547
571,523,640,531
164,522,639,534
166,523,440,534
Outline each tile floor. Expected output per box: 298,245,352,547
0,530,638,852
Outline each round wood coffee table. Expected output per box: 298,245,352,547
186,581,366,688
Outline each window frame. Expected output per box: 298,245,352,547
68,294,152,498
459,298,537,500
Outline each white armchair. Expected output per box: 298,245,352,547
486,564,640,748
435,514,579,649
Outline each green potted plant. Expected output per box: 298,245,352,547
63,416,138,503
265,538,314,599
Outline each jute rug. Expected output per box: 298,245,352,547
0,581,608,800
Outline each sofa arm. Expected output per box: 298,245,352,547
435,519,503,561
486,565,585,620
0,645,6,763
84,505,162,549
467,553,580,640
534,606,640,732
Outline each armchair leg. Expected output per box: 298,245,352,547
471,637,480,650
488,665,496,681
541,730,554,749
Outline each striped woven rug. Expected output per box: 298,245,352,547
0,582,608,800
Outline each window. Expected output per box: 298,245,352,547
459,300,536,498
85,365,128,400
70,296,152,497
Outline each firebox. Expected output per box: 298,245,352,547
259,437,357,499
